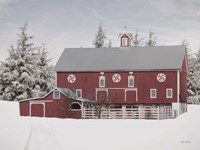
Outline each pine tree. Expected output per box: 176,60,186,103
133,29,144,47
183,40,200,104
0,24,36,100
108,39,112,48
146,30,157,47
93,24,107,48
33,44,55,97
0,23,55,101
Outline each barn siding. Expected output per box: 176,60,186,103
19,101,29,116
180,56,188,103
70,111,81,119
31,104,44,117
126,90,137,103
57,71,178,104
19,90,82,118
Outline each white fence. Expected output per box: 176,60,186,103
82,107,177,120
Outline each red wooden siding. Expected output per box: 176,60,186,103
126,90,137,103
70,111,81,119
31,104,44,117
19,90,82,119
57,71,178,104
120,34,131,47
96,90,107,102
180,55,188,103
20,101,29,116
108,89,125,104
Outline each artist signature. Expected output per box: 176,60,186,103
180,140,192,144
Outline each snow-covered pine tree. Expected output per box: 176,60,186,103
146,30,157,47
133,29,144,47
0,24,37,101
33,44,55,97
182,40,200,104
93,24,107,48
187,52,196,97
108,39,112,48
192,49,200,104
0,23,55,101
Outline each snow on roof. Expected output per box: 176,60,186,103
55,45,186,72
19,87,94,103
57,87,93,103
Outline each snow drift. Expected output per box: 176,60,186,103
0,101,200,150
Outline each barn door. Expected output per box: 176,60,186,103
126,90,137,103
31,103,44,117
96,90,108,102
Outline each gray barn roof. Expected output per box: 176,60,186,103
55,45,186,72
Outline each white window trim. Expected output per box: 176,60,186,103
76,89,82,98
128,76,134,87
122,37,128,46
125,89,138,102
95,89,108,101
166,88,173,98
150,89,157,99
99,76,105,87
53,89,60,99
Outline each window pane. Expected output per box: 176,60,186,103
128,76,134,87
166,89,173,98
99,76,105,87
150,89,156,98
53,90,60,99
122,38,128,46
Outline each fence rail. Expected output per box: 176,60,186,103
82,107,177,120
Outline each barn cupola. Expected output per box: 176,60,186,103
119,33,133,47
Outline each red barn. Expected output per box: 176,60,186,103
19,87,93,118
20,33,188,119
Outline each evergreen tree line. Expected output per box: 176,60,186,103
187,46,200,104
0,24,55,101
1,23,199,104
94,24,200,104
93,24,157,48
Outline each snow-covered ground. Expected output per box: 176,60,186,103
0,101,200,150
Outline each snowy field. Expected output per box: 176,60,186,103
0,101,200,150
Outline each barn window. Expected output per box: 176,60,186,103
99,76,105,87
128,76,134,87
166,89,173,98
76,89,82,97
70,103,81,110
150,89,157,98
53,89,60,99
122,37,128,46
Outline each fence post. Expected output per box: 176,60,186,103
109,107,111,119
122,106,125,119
157,106,160,120
83,107,85,119
138,106,141,119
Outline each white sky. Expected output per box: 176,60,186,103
0,0,200,65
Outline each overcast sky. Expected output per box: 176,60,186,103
0,0,200,65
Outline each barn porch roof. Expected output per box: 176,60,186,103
55,45,186,72
57,87,93,103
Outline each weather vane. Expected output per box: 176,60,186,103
124,26,127,33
